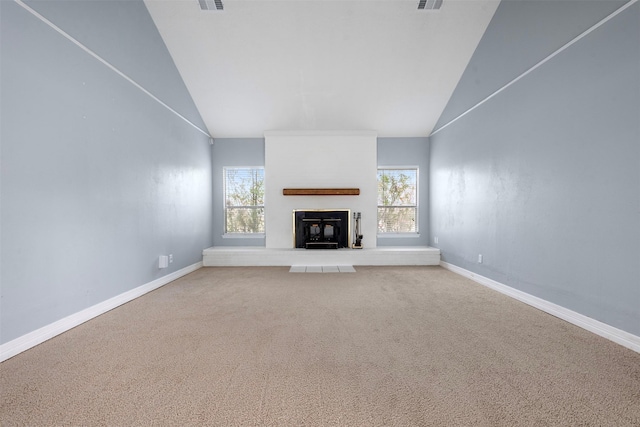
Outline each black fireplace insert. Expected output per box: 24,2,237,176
293,210,350,249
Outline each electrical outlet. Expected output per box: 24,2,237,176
478,254,483,264
434,236,439,244
169,254,173,263
159,255,169,269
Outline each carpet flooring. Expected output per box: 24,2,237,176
1,266,639,426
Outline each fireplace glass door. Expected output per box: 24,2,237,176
293,210,350,249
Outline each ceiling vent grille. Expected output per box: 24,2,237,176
198,0,223,11
418,0,443,10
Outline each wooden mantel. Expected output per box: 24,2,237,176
283,188,360,196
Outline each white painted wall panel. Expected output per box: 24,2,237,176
265,131,377,248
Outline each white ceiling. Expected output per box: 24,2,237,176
144,0,500,138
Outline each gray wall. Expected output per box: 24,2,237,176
377,137,430,246
211,138,265,247
210,137,431,247
429,1,639,335
0,1,213,344
436,0,628,128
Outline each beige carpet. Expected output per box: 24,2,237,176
1,266,639,426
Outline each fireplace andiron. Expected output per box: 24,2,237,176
352,212,363,249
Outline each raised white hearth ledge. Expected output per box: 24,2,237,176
202,246,440,267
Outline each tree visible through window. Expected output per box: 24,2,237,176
377,168,418,233
224,167,264,234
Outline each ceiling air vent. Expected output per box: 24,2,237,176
198,0,223,11
418,0,443,10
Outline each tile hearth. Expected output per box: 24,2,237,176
289,265,356,273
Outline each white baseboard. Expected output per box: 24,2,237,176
0,261,202,363
440,261,640,354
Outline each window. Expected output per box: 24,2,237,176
224,167,265,234
377,168,418,234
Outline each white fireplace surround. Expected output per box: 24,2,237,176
203,130,440,266
264,130,378,249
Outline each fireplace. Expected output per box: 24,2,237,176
293,209,350,249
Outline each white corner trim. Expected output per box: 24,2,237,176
13,0,211,139
430,0,639,136
0,261,202,363
440,261,640,354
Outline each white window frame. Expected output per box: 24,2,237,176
377,166,419,237
223,166,265,237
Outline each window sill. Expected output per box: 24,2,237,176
377,233,421,238
222,233,265,239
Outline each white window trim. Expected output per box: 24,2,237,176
223,166,265,235
378,233,421,238
377,166,419,236
222,233,265,239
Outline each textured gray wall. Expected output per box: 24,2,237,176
430,1,639,335
436,0,628,128
377,137,430,246
211,138,266,247
0,1,213,344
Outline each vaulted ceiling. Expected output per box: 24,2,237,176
144,0,500,138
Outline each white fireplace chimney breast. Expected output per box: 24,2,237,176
264,130,377,249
